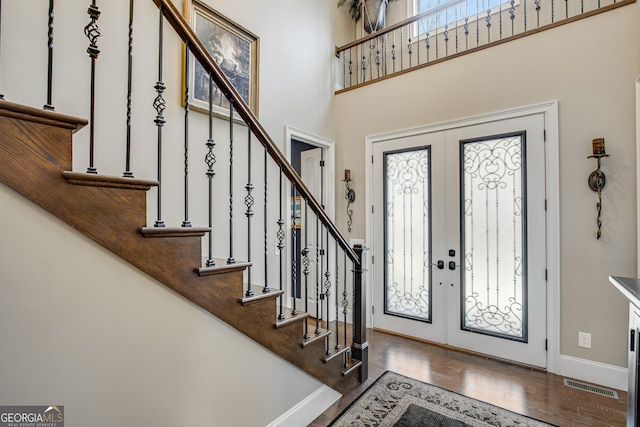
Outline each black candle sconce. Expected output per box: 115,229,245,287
343,169,355,233
587,138,609,240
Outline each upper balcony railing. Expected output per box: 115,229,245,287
335,0,634,91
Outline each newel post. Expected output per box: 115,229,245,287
352,243,369,383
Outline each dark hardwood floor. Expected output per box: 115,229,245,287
309,329,627,426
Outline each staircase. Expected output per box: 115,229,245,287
0,0,367,398
0,97,362,390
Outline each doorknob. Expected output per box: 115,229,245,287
430,260,445,270
448,261,460,270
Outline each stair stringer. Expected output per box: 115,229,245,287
0,100,360,390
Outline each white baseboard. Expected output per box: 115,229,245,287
559,354,628,391
266,385,341,427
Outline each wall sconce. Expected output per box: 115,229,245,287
343,169,355,233
587,138,609,240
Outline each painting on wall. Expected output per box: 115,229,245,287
185,0,259,119
291,196,302,229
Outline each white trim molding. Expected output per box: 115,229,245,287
559,354,628,391
266,385,341,427
365,101,560,374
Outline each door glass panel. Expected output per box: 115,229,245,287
460,133,527,341
384,147,432,322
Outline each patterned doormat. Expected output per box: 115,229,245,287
328,371,557,426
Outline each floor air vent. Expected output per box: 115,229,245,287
563,379,619,399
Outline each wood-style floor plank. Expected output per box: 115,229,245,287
309,329,627,426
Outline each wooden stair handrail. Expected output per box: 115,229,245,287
152,0,359,264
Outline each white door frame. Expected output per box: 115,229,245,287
284,126,336,313
365,101,560,374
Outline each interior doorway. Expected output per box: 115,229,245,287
285,127,336,318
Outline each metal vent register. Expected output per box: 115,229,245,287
563,379,619,399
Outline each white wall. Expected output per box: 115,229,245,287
335,6,638,368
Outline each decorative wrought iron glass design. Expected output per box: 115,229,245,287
460,132,527,341
383,147,432,322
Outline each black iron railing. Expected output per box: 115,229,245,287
0,0,368,381
336,0,634,91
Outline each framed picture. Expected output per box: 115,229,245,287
184,1,259,119
291,196,302,229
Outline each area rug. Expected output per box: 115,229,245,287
328,371,556,427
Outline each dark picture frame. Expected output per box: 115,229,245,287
185,0,259,119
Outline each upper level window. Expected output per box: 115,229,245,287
415,0,512,35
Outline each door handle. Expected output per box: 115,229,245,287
448,261,460,270
430,260,445,270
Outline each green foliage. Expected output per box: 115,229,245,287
337,0,361,21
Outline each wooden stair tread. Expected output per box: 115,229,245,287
0,99,87,131
240,289,285,305
195,260,252,276
140,226,210,238
302,328,332,348
63,171,158,190
274,307,310,329
323,345,350,363
342,358,362,377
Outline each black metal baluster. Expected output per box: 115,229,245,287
335,241,340,350
400,27,404,70
245,125,254,296
291,185,299,316
552,0,555,23
205,73,216,267
227,100,235,264
348,48,352,87
277,167,285,320
408,34,413,67
315,213,321,335
536,0,541,27
435,26,439,59
485,10,491,43
476,0,480,45
342,251,348,353
444,23,449,56
320,153,331,350
182,44,191,227
565,0,569,19
123,0,134,178
415,28,420,66
84,0,100,173
456,7,460,53
263,145,270,293
392,31,397,73
369,39,373,81
153,6,165,228
324,237,331,355
425,31,430,62
302,202,310,339
464,18,469,50
499,0,503,40
524,0,527,31
375,36,381,78
341,51,346,89
509,0,515,35
361,43,366,83
44,0,55,111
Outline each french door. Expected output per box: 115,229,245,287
371,114,547,368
